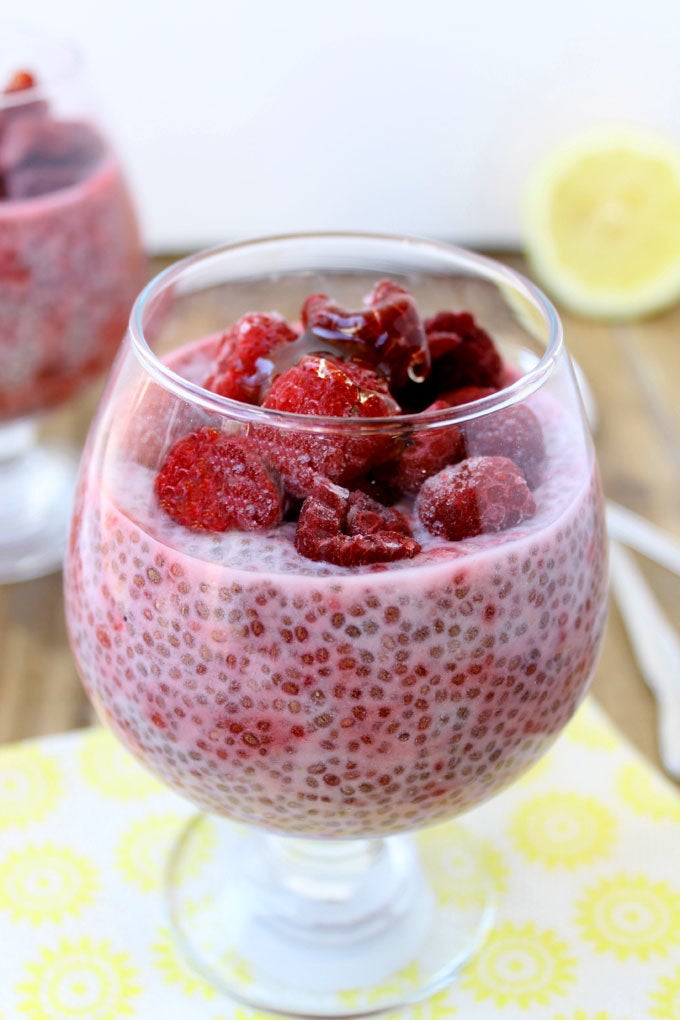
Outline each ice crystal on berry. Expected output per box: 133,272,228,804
256,355,399,497
204,312,298,404
155,426,283,532
416,455,536,540
295,479,420,566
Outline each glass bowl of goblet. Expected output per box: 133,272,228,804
0,23,145,582
64,233,608,1018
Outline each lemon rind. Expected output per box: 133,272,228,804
523,126,680,319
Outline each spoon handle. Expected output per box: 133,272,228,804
607,501,680,577
609,539,680,779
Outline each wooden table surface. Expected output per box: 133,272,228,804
1,252,679,788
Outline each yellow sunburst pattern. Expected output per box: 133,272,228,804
78,728,163,800
338,961,453,1016
576,874,680,960
460,920,576,1009
116,812,215,892
383,989,453,1019
509,792,616,868
15,935,140,1020
151,925,216,999
615,762,680,823
0,844,99,924
417,825,507,907
0,746,63,828
649,964,680,1020
2,695,680,1017
553,1011,631,1020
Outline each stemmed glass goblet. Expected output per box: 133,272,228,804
64,233,608,1017
0,23,145,582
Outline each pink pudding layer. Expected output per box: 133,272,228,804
65,341,608,838
0,135,144,421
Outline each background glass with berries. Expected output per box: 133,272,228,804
0,23,145,583
64,233,609,1017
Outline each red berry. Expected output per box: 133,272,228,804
416,456,536,540
424,311,503,391
204,312,298,404
4,70,36,93
339,358,392,394
383,399,465,495
155,426,283,532
257,356,399,498
301,279,430,389
350,474,401,506
441,385,498,407
295,479,420,566
463,405,545,488
264,354,397,418
345,488,413,538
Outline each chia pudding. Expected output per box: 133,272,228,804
0,69,144,420
64,273,608,838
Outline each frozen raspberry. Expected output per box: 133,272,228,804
301,279,430,389
424,311,503,391
155,426,283,532
295,479,420,566
463,405,545,489
380,399,465,496
441,385,498,407
350,473,401,506
345,488,413,537
417,456,536,540
339,358,392,394
265,355,399,418
204,312,298,404
4,70,36,94
256,356,399,497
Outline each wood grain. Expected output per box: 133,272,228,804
1,252,678,786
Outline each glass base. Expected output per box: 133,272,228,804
0,419,79,584
166,815,495,1018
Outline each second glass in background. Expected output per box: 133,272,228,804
0,23,145,583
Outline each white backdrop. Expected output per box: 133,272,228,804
6,0,680,252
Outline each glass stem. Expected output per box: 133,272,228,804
167,814,495,1011
245,833,424,943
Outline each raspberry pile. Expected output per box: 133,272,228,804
0,69,104,200
154,282,546,564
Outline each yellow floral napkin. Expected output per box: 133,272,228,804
0,696,679,1020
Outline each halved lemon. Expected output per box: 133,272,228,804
523,126,680,319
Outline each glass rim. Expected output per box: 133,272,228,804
0,21,82,108
128,231,564,436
